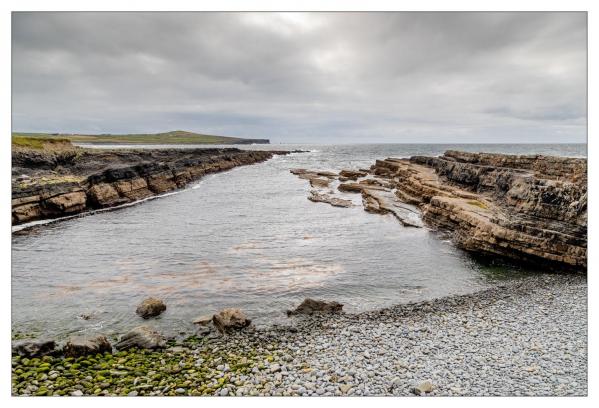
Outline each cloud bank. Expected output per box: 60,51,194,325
12,12,587,143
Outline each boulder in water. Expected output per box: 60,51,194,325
136,297,167,319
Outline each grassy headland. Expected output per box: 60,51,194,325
12,136,74,150
12,130,269,146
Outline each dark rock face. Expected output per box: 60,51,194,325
287,298,344,316
136,298,167,319
212,309,251,334
114,326,166,350
63,335,112,357
12,339,57,358
12,148,290,225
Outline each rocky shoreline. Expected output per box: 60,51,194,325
12,274,587,396
12,146,293,226
292,151,587,271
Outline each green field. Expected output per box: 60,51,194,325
12,135,74,149
12,130,269,145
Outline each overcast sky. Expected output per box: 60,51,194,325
12,12,587,143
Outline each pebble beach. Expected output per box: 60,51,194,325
12,274,587,397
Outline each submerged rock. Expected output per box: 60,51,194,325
212,308,252,334
136,297,167,319
12,339,57,358
63,335,112,357
287,298,344,316
115,326,166,350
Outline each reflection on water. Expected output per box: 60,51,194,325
12,143,585,339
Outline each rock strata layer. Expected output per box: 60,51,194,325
12,147,290,226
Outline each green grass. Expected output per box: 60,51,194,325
12,136,73,149
12,130,268,145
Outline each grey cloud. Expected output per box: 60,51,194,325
12,12,587,143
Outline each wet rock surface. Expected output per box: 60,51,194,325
12,147,293,226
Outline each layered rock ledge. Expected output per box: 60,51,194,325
293,151,587,271
12,147,291,226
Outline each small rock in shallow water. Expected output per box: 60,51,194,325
71,390,84,396
136,297,166,319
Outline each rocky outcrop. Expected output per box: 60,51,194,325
374,152,587,271
13,148,291,226
293,152,587,271
212,308,251,334
115,326,166,350
63,335,112,357
287,298,344,316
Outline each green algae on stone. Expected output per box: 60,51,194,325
12,342,269,396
